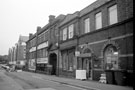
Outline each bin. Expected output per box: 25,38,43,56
114,70,127,86
105,70,115,84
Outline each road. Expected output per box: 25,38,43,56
0,69,133,90
4,71,90,90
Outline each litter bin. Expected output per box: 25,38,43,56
114,70,127,86
105,70,115,84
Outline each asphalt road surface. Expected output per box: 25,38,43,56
5,71,89,90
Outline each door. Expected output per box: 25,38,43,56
82,58,91,79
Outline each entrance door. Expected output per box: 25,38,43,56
82,58,91,79
49,53,57,75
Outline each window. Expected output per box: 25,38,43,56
62,51,68,70
60,30,63,41
63,28,67,40
95,12,102,29
104,45,119,70
109,5,118,25
62,49,75,71
68,24,74,39
68,50,74,71
84,18,90,33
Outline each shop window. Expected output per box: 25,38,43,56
104,45,119,70
68,50,74,71
62,51,68,70
62,49,75,71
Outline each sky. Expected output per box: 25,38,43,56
0,0,96,55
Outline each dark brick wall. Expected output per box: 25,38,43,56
93,70,103,81
58,68,75,78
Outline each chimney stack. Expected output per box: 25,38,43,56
49,15,55,23
29,33,33,39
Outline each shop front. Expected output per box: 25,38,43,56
36,57,48,73
76,45,93,80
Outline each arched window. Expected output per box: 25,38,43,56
104,45,119,70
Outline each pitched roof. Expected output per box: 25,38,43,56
59,11,79,27
80,0,110,17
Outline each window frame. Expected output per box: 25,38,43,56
84,18,90,33
63,28,67,41
108,4,118,25
95,12,102,30
68,24,74,39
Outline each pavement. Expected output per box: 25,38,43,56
24,71,133,90
0,70,133,90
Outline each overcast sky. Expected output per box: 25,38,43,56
0,0,96,55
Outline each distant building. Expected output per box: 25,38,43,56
16,35,29,66
26,33,37,71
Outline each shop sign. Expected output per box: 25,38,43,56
37,57,48,64
75,51,80,56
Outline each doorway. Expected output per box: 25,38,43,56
49,53,57,75
82,58,91,79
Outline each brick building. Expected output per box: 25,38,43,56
16,35,29,66
26,33,37,71
25,0,133,86
58,0,133,86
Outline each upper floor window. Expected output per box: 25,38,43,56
68,24,74,39
95,12,102,29
63,28,67,40
109,5,118,25
84,18,90,33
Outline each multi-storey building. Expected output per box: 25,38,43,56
16,35,29,67
25,0,133,86
58,11,79,77
36,25,49,73
75,0,133,86
48,15,65,75
26,33,37,71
